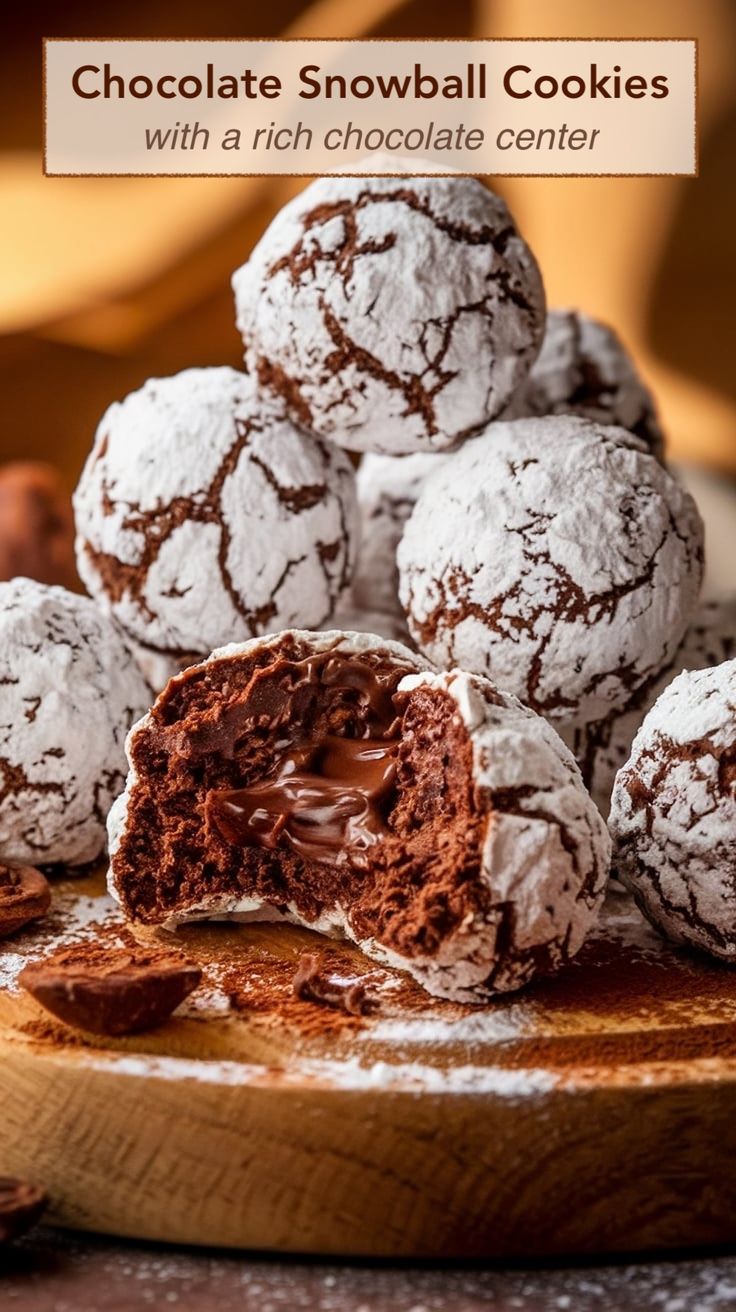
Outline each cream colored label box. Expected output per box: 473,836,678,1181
44,39,697,177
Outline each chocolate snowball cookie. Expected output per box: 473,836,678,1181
609,659,736,960
74,368,359,659
565,596,736,817
398,416,704,728
352,452,444,618
0,579,150,867
232,167,545,455
504,310,664,459
108,629,609,1001
321,601,413,649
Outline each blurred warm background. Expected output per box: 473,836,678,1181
1,0,735,591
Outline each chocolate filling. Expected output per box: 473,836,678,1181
205,653,399,866
113,636,487,959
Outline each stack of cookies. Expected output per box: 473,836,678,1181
1,166,733,1006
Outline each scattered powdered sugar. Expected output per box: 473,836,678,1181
0,883,123,992
74,1047,554,1097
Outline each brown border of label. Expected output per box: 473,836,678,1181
41,36,699,179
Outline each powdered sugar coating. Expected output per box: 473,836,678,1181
0,579,150,867
564,597,736,817
609,660,736,960
504,309,664,459
232,168,545,454
352,452,444,618
109,631,608,1001
74,368,359,658
398,416,704,727
366,668,610,999
321,601,413,648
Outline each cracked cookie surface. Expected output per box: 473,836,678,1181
0,579,150,867
398,416,704,728
563,597,736,817
504,309,664,459
609,659,736,960
232,168,545,455
73,368,359,656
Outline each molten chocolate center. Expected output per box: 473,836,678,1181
205,650,401,867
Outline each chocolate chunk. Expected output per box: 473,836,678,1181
19,945,201,1035
293,950,378,1016
0,864,51,938
0,1178,47,1244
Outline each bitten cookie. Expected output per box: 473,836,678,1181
609,660,736,960
565,597,736,817
0,579,150,867
73,368,359,659
398,416,704,727
504,310,664,459
108,629,609,1001
232,168,545,455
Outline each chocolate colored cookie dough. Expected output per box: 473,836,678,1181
20,944,201,1035
73,368,359,659
0,579,150,867
504,310,664,459
609,659,736,960
108,630,609,1001
233,166,545,455
398,417,704,728
565,597,736,817
0,462,77,590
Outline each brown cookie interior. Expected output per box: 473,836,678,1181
113,637,486,960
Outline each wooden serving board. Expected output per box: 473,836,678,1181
2,871,736,1260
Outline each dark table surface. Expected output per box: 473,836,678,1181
4,1230,736,1310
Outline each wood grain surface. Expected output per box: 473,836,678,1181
1,872,736,1260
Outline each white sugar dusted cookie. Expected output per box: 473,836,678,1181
232,167,545,454
398,416,704,728
505,309,664,459
566,597,736,817
322,600,413,649
352,452,444,619
108,629,608,1001
73,368,359,659
0,579,150,867
609,659,736,960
